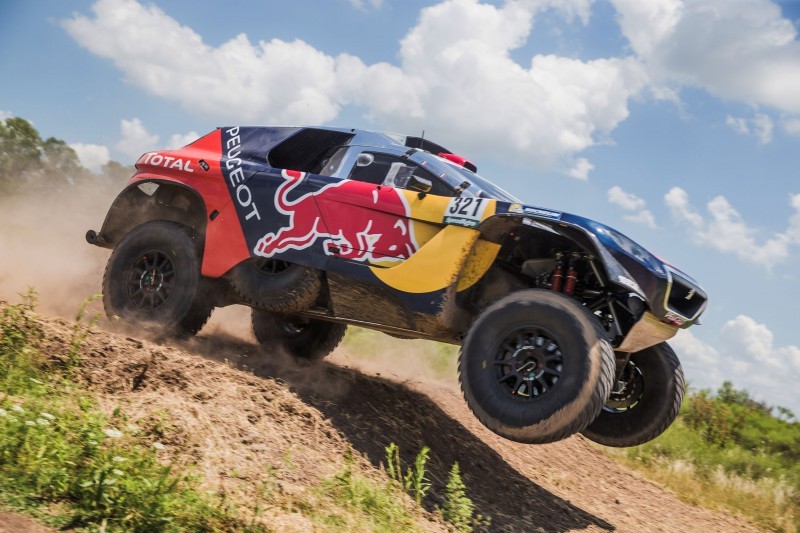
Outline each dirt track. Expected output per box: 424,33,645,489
0,166,764,531
9,309,759,532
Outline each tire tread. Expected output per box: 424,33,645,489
458,289,615,444
230,263,322,313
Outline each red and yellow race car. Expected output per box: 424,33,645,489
88,126,707,447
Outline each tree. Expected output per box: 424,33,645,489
0,114,134,195
39,136,89,190
716,380,772,415
0,117,42,191
101,160,135,185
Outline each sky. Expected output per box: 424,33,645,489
1,0,800,413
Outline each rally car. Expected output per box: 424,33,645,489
87,126,707,447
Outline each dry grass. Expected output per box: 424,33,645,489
608,451,797,532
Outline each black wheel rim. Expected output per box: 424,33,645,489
494,327,564,400
603,361,644,413
126,250,175,309
256,258,291,275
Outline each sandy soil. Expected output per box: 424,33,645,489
0,511,54,533
10,310,758,533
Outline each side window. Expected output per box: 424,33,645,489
314,146,349,177
348,152,455,196
348,152,395,185
421,169,455,196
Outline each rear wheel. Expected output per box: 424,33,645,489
582,342,684,447
230,258,321,312
102,221,212,337
252,309,346,361
459,289,615,444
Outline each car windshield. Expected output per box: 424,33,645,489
433,156,521,202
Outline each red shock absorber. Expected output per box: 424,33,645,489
551,253,564,292
564,254,578,296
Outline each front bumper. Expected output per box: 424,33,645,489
616,311,679,353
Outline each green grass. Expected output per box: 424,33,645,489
0,294,252,531
0,294,459,532
313,449,422,532
607,386,800,532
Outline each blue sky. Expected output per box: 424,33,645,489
2,0,800,412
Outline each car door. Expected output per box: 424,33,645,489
313,149,453,265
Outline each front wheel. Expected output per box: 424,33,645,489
102,221,212,337
459,289,615,444
252,310,346,361
582,342,684,447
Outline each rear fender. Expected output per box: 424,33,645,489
96,178,250,278
97,179,206,247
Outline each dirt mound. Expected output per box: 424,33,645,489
28,313,444,531
24,310,759,532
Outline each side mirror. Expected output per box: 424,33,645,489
408,175,432,193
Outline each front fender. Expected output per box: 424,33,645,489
476,211,642,296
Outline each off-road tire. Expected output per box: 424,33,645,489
102,221,212,337
230,258,322,312
582,342,684,447
459,289,615,444
252,309,346,361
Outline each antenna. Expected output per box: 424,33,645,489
420,129,425,145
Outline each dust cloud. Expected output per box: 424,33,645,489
0,181,257,339
0,184,113,317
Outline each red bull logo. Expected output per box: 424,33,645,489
255,169,418,264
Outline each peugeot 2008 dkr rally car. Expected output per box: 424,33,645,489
87,126,707,446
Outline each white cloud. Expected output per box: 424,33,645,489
664,187,703,228
63,0,341,125
671,329,720,367
115,118,159,159
167,131,199,149
113,119,208,161
348,0,384,10
751,113,774,144
665,187,800,269
63,0,648,171
623,209,657,229
612,0,800,114
0,110,12,122
610,0,683,59
787,194,800,242
671,318,800,410
608,185,645,211
607,185,657,228
567,158,593,180
725,115,750,135
781,115,800,136
70,143,110,172
670,329,725,390
370,0,647,166
719,315,800,405
726,113,774,143
721,315,782,368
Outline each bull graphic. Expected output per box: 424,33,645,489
255,169,418,263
